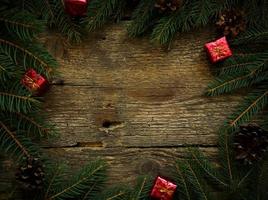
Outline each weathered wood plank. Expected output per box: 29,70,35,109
0,147,217,200
1,23,242,198
43,86,241,147
41,23,242,148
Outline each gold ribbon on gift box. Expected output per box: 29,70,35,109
23,75,41,90
159,187,174,196
212,46,227,57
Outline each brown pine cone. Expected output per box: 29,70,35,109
234,124,268,165
216,9,246,38
16,157,45,190
155,0,183,12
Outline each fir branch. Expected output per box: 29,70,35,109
206,61,268,96
151,10,183,45
51,0,82,43
83,0,125,32
257,157,268,199
227,89,268,128
97,186,128,200
0,91,40,113
129,176,153,200
36,0,56,25
184,160,210,200
218,129,233,183
48,160,107,200
0,38,58,77
44,163,69,200
0,53,20,81
174,159,192,200
244,0,268,27
127,0,156,37
232,27,268,45
218,52,268,76
189,148,228,187
190,0,216,27
237,167,255,188
0,121,39,161
2,111,55,138
0,121,30,158
0,9,44,41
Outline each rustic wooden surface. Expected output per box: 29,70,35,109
0,23,242,199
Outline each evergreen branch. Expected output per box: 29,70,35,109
174,159,192,200
217,51,268,76
2,111,55,138
83,0,125,32
0,38,57,77
184,160,209,200
232,27,268,45
0,9,44,41
244,0,268,27
227,89,268,128
190,0,216,27
48,160,107,200
0,121,30,158
37,0,56,25
81,183,99,200
206,62,267,96
150,0,219,45
106,191,125,200
151,10,182,45
98,186,128,200
127,0,156,37
189,148,228,187
0,121,40,162
45,163,68,200
257,157,268,199
51,0,82,43
218,129,233,182
0,91,40,113
129,176,153,200
237,167,255,188
0,53,20,81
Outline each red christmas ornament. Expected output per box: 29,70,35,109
64,0,88,17
21,69,48,94
205,36,232,63
150,176,177,200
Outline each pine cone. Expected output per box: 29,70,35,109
216,9,246,38
234,124,268,165
155,0,183,12
16,157,45,190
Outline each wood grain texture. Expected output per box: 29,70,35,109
0,23,242,198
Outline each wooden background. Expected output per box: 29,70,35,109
0,23,242,199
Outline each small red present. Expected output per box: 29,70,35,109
150,176,177,200
205,36,232,63
64,0,88,17
21,69,48,94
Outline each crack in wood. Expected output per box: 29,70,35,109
43,144,217,149
99,120,125,133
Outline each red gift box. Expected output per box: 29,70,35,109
150,176,177,200
64,0,88,17
21,69,48,94
205,36,232,63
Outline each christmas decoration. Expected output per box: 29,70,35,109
21,69,48,94
154,0,183,12
150,176,177,200
234,124,268,165
216,9,246,38
1,0,268,199
204,36,232,63
16,157,45,190
64,0,88,17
